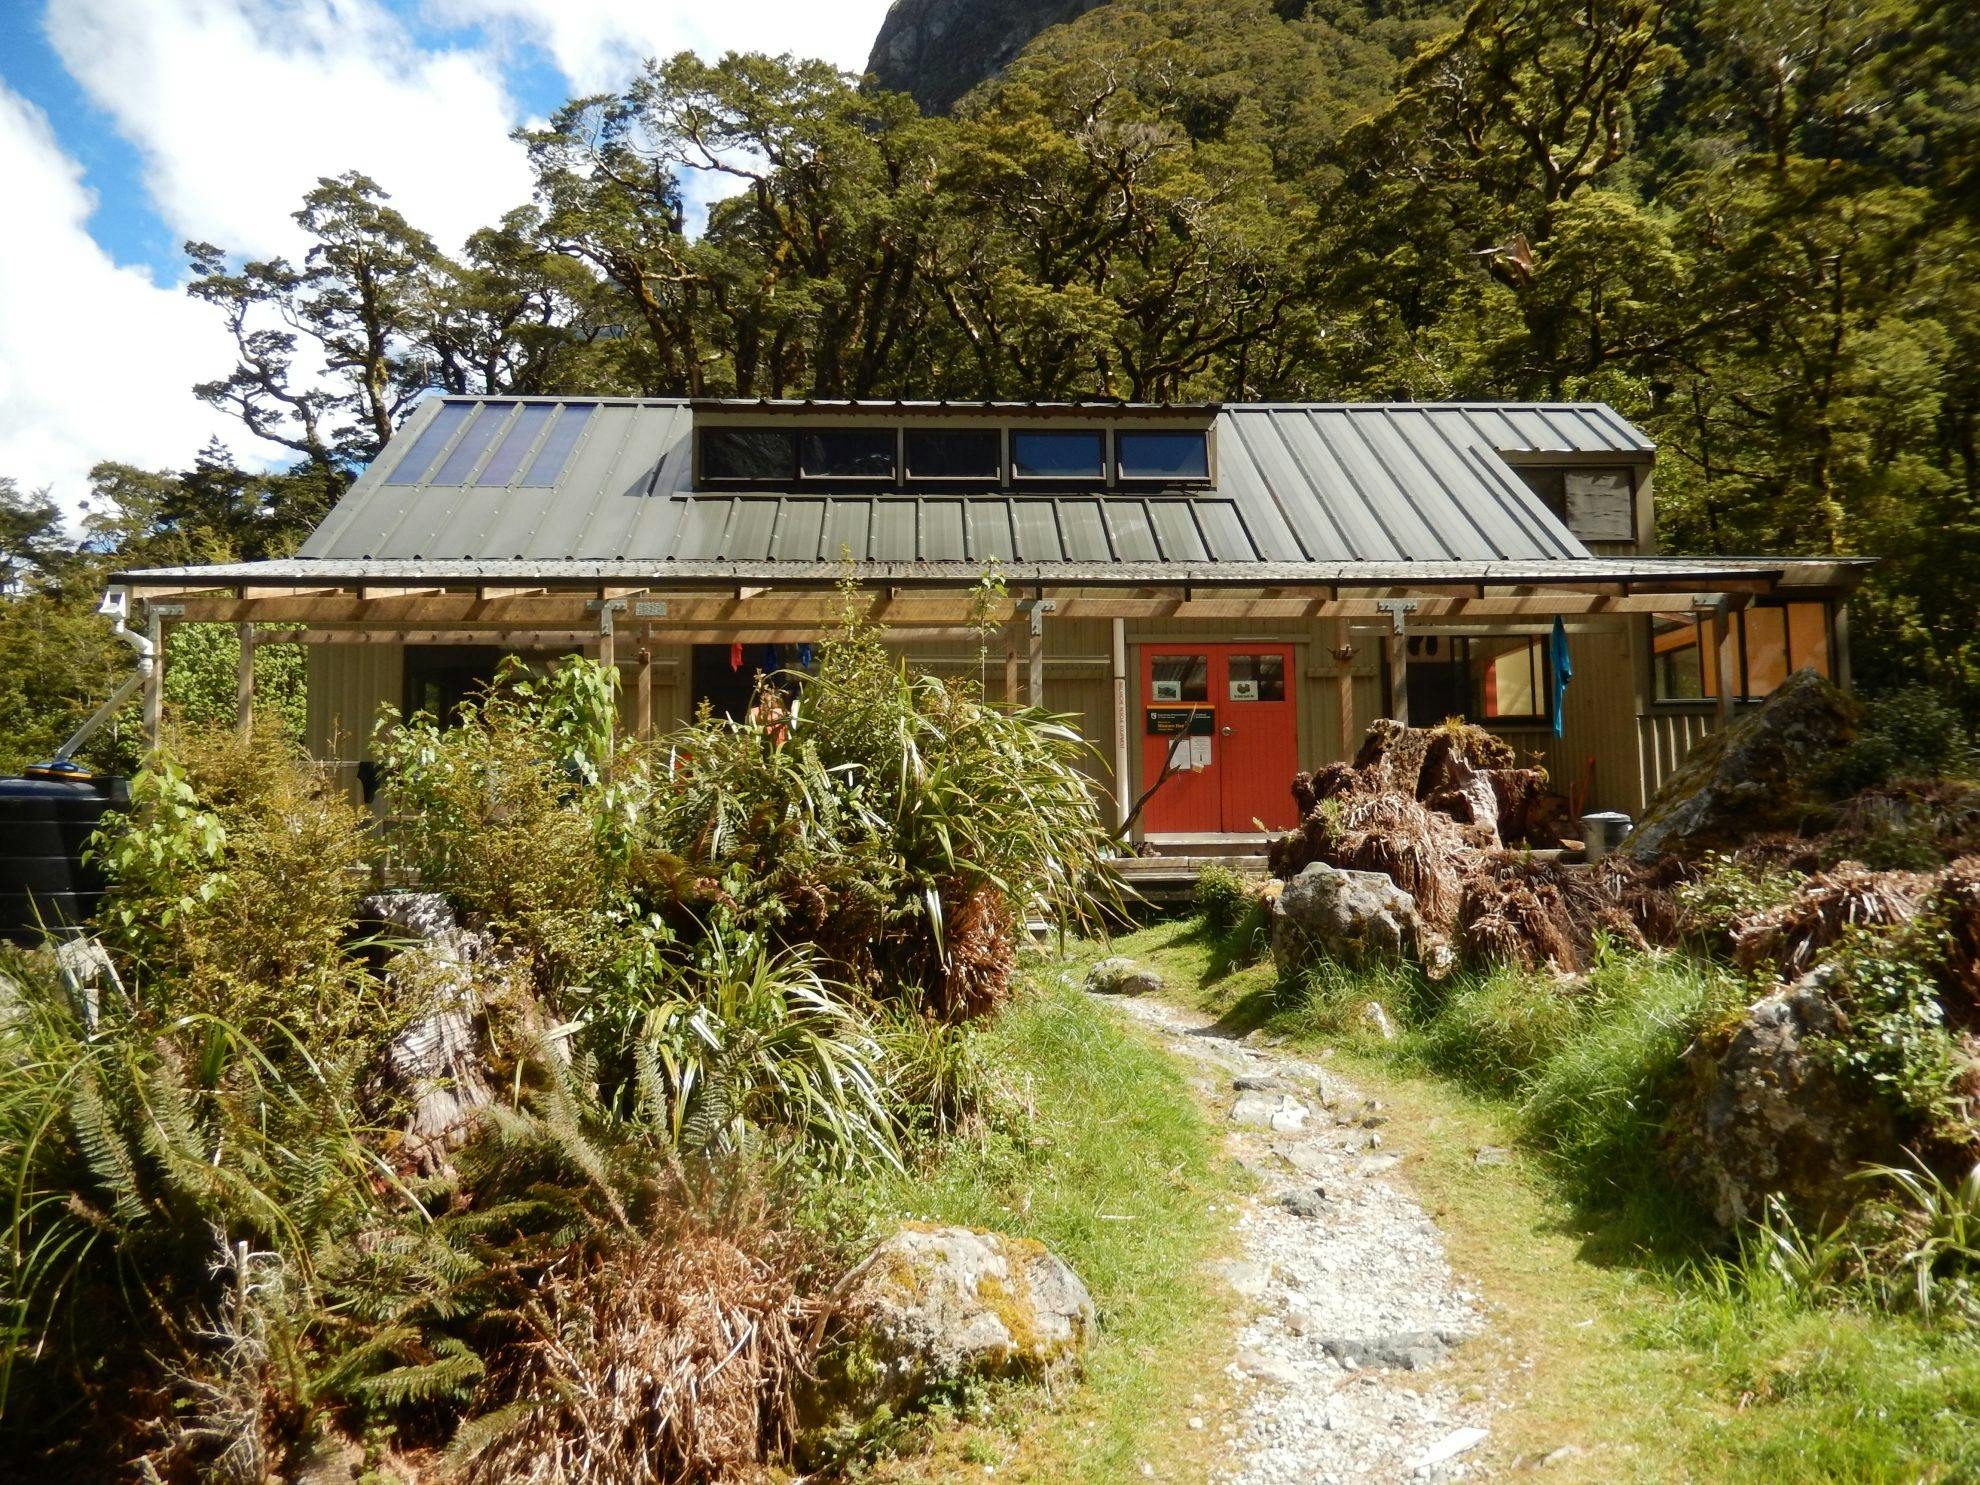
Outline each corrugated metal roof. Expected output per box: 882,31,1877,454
294,396,1656,569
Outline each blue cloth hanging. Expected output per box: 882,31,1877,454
797,643,814,669
761,645,780,673
1550,616,1572,738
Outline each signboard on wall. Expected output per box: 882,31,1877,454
1146,706,1214,736
1565,469,1635,541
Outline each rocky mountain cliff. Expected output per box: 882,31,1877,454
866,0,1110,113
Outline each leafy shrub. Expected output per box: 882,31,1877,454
572,923,897,1173
648,615,1113,1020
374,657,630,988
1817,926,1965,1129
1194,864,1249,931
89,731,377,1040
1824,684,1977,795
1676,851,1803,948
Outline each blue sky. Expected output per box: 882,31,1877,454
0,0,893,514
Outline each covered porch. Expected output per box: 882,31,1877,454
110,554,1871,850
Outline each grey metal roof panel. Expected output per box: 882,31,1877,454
1055,502,1110,562
1012,500,1063,561
296,395,1658,570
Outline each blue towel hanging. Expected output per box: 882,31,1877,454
797,643,814,669
1550,616,1573,738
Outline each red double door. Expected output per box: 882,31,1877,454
1139,644,1299,835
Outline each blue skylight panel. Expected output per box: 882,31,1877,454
382,401,472,485
520,404,597,486
429,402,514,485
476,403,557,486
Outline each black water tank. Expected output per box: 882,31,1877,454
0,773,130,942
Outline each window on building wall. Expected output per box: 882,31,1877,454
1650,602,1831,702
1012,429,1106,479
800,428,897,479
1404,633,1554,725
1117,430,1210,482
701,427,797,482
905,428,1001,480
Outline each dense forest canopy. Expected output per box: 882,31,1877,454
1,0,1975,766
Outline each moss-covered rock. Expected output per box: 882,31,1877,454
1628,669,1858,861
810,1224,1095,1428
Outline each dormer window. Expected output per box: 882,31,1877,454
801,428,897,480
1118,430,1210,483
906,428,1001,481
702,427,796,482
1012,430,1106,480
692,407,1219,490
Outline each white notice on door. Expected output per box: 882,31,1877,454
1166,735,1213,772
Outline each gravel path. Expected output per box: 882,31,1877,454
1103,991,1500,1484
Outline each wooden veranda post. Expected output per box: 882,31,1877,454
1111,618,1130,831
1376,599,1416,728
235,622,255,736
636,646,653,740
1331,617,1356,759
143,606,165,751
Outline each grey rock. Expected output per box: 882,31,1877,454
1234,1072,1297,1094
1085,955,1162,997
1211,1259,1273,1298
828,1226,1095,1418
1316,1330,1461,1371
867,0,1109,114
1627,668,1856,861
1677,968,1900,1228
1235,1347,1303,1387
1232,1091,1311,1132
1472,1146,1511,1168
1277,1188,1329,1219
1273,1141,1331,1178
1271,862,1426,977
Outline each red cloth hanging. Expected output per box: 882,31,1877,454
729,641,744,671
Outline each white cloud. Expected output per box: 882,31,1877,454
441,0,896,94
0,84,254,519
44,0,536,258
0,0,901,520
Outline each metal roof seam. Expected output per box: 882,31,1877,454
1240,410,1335,560
1353,408,1463,561
1410,413,1533,560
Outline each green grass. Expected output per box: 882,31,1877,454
837,958,1244,1483
1077,912,1980,1483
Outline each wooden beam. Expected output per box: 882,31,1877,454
171,587,1768,628
636,648,653,740
235,622,255,736
1332,617,1356,761
1027,604,1047,706
144,610,165,750
1386,629,1408,727
1111,618,1130,830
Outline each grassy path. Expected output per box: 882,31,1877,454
1072,914,1980,1485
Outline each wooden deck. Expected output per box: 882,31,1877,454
1110,834,1273,905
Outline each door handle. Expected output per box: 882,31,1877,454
1220,725,1234,736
